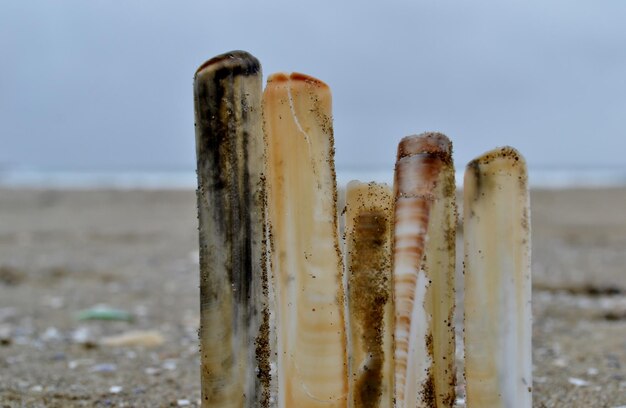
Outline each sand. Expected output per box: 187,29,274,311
0,188,624,407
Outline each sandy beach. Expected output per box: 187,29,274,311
0,187,624,407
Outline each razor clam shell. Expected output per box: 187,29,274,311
264,72,348,407
194,51,270,407
393,133,456,408
463,147,532,408
344,181,393,408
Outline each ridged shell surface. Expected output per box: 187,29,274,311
393,133,456,408
264,72,348,408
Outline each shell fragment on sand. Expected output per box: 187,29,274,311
101,330,164,347
344,181,394,408
463,147,532,408
264,72,348,408
393,133,457,408
194,50,269,407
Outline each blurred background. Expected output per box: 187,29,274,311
2,0,626,187
1,1,625,407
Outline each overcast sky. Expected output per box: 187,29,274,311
1,1,625,172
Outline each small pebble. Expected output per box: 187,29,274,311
162,359,177,371
31,339,45,350
71,327,91,344
177,400,190,407
68,358,94,370
144,367,160,376
0,328,11,346
587,367,599,376
109,385,123,394
30,385,43,392
52,352,66,361
132,387,145,395
91,363,117,373
568,377,590,387
14,336,30,345
41,327,62,342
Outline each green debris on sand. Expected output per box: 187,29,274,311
77,306,133,322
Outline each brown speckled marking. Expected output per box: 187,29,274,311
344,182,393,408
421,334,435,406
194,51,269,407
255,307,271,406
255,173,272,407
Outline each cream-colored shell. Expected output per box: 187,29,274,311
264,73,348,408
463,147,532,408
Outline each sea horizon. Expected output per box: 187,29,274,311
2,166,626,190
